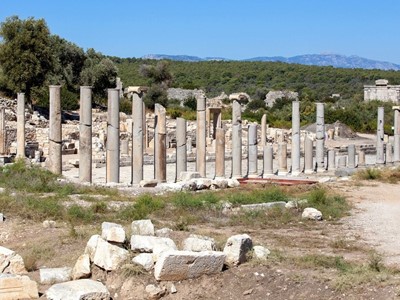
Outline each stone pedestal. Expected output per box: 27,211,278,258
231,124,242,178
79,86,92,183
278,142,288,176
327,149,336,171
106,89,120,183
176,117,187,181
154,104,167,182
132,92,144,184
304,136,314,174
376,107,385,165
48,85,62,175
338,156,346,168
247,124,258,178
16,93,25,158
358,150,366,167
291,101,301,175
260,114,267,148
347,144,356,168
386,142,393,165
215,128,225,178
315,103,325,171
263,144,274,177
196,97,206,177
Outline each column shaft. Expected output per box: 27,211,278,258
106,89,120,183
132,93,144,184
176,117,187,181
79,86,92,183
315,103,325,171
48,85,62,174
215,128,225,178
196,97,206,177
154,104,167,182
291,101,300,175
16,93,25,158
376,107,385,164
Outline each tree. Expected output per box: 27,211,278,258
0,16,53,108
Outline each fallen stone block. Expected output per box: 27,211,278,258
140,179,158,188
132,253,154,271
302,207,323,221
101,222,126,243
0,246,27,275
227,178,240,188
179,171,201,181
93,237,129,271
183,234,216,252
223,234,253,266
130,235,177,253
191,178,212,190
155,227,172,238
131,219,154,236
0,274,39,299
84,234,101,262
154,250,225,281
211,178,228,189
72,254,91,280
39,267,72,284
45,279,110,300
241,202,286,211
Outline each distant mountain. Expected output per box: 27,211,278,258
141,53,400,70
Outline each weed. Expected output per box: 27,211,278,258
118,194,164,221
368,252,384,272
67,205,94,223
353,168,382,180
120,263,146,278
91,201,108,213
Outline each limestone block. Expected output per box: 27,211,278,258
101,222,126,243
223,234,253,266
84,234,101,262
227,178,240,188
241,202,286,211
130,235,177,254
191,178,212,190
93,237,129,271
0,274,39,299
132,253,154,271
154,250,225,281
179,171,201,181
72,254,91,280
145,284,166,300
45,279,110,300
155,227,173,238
39,267,72,284
183,235,216,252
253,246,270,260
139,179,158,188
302,207,323,221
211,178,228,189
131,219,155,236
0,246,27,275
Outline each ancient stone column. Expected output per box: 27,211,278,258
48,85,62,174
278,142,288,176
232,100,241,125
231,124,242,178
338,156,347,168
263,144,274,177
212,109,222,140
386,142,393,165
176,117,187,181
291,101,301,175
16,93,25,158
260,114,267,148
154,104,167,182
196,96,206,177
304,136,314,174
376,107,385,165
215,128,225,178
347,144,356,168
0,108,5,155
106,89,120,183
132,91,144,184
358,150,366,167
327,149,336,171
79,86,92,183
393,106,400,162
247,124,258,178
315,103,325,171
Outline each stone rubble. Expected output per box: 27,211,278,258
45,279,110,300
0,274,39,299
223,234,253,266
39,267,72,284
0,246,27,275
131,219,155,236
302,207,323,220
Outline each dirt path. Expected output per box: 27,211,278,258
341,181,400,266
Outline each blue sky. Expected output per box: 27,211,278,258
1,0,400,63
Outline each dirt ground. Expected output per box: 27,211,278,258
2,177,400,299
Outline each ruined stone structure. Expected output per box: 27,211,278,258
364,79,400,103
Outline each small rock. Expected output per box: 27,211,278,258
227,178,240,188
223,234,253,266
170,283,177,294
42,220,56,228
243,288,253,296
101,222,126,243
39,267,72,284
72,254,91,280
45,279,110,300
0,213,4,223
211,178,228,189
131,219,155,236
253,246,270,260
145,284,166,300
191,178,212,190
302,207,323,221
183,234,216,252
132,253,154,271
140,179,158,188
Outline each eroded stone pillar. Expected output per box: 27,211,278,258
48,85,62,174
215,128,225,178
263,144,274,177
79,86,92,183
376,107,385,165
291,101,300,175
393,106,400,162
247,124,258,178
232,100,241,125
154,104,167,182
0,108,5,155
358,150,366,167
315,103,325,171
176,117,187,181
16,93,25,158
338,156,346,168
278,142,288,176
196,96,206,177
304,136,314,174
132,91,144,184
231,124,242,178
327,149,336,171
260,114,267,148
347,144,356,168
386,142,393,165
106,89,120,183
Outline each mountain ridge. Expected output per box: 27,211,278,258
140,53,400,71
